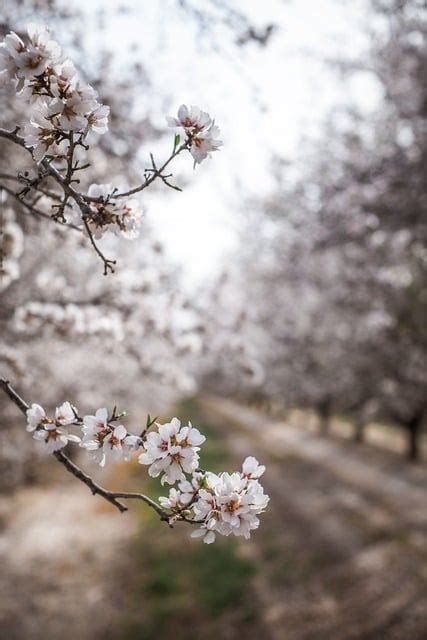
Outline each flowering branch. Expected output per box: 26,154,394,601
0,27,223,273
0,378,169,519
0,377,269,543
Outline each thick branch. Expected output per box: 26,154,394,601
53,450,128,513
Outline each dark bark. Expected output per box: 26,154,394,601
318,399,331,435
353,416,365,443
406,413,423,462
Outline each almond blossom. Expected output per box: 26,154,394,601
54,401,77,426
159,487,186,510
1,26,224,264
33,423,80,453
22,102,64,162
242,455,266,479
85,103,110,135
0,26,60,83
167,104,223,163
189,124,222,164
1,25,108,147
102,425,140,464
189,459,269,544
70,184,144,239
81,408,140,467
178,471,205,504
26,400,80,452
138,417,206,484
167,104,211,132
114,199,144,239
26,402,48,431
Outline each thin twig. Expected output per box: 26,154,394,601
86,142,189,201
0,182,82,232
82,217,116,275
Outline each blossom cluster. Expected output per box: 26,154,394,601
80,407,140,467
1,27,222,249
0,25,109,162
0,27,145,240
160,456,269,544
72,184,144,239
26,401,81,452
167,104,223,164
138,417,205,484
25,402,268,543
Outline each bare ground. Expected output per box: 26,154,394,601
0,398,426,640
0,459,138,640
199,395,427,640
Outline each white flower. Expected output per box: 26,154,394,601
0,32,25,80
190,466,269,544
241,456,266,479
190,526,216,544
2,32,25,61
176,422,206,447
167,104,222,164
50,59,77,97
26,403,47,432
27,24,61,63
81,408,139,466
82,407,108,434
22,102,61,162
167,104,211,132
102,424,129,462
114,199,144,239
81,407,109,465
159,487,184,510
33,423,80,453
138,418,206,485
189,124,222,164
85,103,110,135
49,92,91,132
15,26,61,79
55,401,76,426
178,471,204,504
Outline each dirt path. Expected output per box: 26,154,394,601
1,400,425,639
199,395,427,640
0,459,137,640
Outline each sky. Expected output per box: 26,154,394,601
69,0,382,287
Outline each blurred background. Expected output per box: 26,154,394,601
0,0,426,638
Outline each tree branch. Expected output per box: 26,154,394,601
0,378,173,521
0,182,82,232
0,128,188,272
82,217,116,275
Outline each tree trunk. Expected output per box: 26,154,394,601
318,400,331,436
407,414,422,462
353,416,365,443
